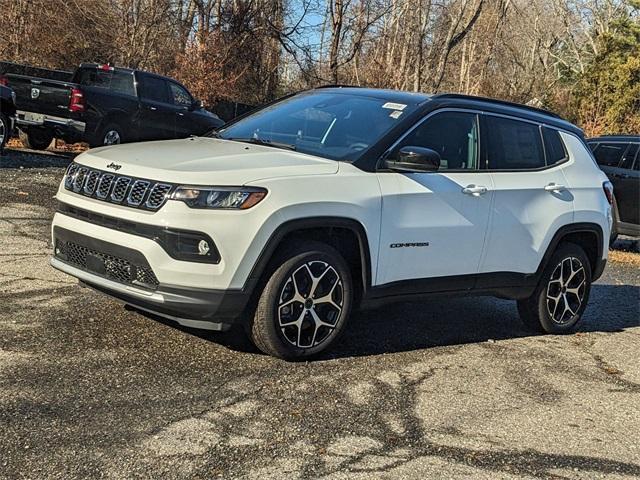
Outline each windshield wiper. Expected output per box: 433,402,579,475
226,137,297,151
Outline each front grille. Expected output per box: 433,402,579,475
64,162,175,211
110,177,131,203
146,183,172,209
96,173,114,199
84,170,100,195
127,180,150,206
56,238,159,290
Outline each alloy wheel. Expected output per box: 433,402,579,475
0,117,5,146
277,260,344,348
103,130,121,145
546,256,586,324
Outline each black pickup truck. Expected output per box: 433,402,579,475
0,62,224,149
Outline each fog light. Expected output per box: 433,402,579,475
198,240,210,256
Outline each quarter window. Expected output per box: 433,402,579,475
485,116,545,170
394,111,479,170
593,143,627,167
542,127,567,165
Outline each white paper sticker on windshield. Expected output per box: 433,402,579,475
389,110,403,119
382,102,407,111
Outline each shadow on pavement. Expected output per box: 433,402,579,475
138,283,640,360
0,147,75,169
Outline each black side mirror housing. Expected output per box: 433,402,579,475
191,99,204,111
385,146,441,172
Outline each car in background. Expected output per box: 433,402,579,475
0,82,17,154
0,62,224,149
587,135,639,243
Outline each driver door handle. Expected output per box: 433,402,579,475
544,183,566,192
462,184,488,196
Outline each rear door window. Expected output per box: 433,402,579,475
593,143,627,167
485,116,545,170
138,76,170,104
76,68,135,96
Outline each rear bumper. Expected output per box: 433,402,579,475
16,109,85,134
51,257,250,330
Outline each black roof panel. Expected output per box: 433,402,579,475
587,135,640,142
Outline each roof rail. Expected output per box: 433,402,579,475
314,84,362,89
595,134,639,137
433,93,562,119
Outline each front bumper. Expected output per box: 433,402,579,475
50,227,252,330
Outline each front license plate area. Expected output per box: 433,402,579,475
86,254,106,275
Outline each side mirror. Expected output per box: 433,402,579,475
385,146,441,172
191,99,204,110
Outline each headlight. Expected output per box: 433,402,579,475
171,186,267,209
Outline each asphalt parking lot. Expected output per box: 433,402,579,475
1,146,639,479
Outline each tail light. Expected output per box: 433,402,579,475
0,74,7,87
69,87,85,112
602,181,614,205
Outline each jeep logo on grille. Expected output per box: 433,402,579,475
31,88,40,99
106,162,122,171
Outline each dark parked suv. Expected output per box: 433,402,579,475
587,135,639,243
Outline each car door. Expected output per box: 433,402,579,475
613,143,639,226
480,117,574,275
136,74,175,140
168,81,195,138
376,110,494,287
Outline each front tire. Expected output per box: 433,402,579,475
250,241,353,360
18,128,54,150
517,242,592,334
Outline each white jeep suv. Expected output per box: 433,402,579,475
51,88,612,359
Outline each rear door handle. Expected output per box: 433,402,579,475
462,185,488,196
148,106,157,111
544,183,566,192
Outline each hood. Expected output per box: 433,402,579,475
76,137,339,185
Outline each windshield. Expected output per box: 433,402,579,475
215,91,419,161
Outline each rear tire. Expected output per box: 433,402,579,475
249,241,353,360
517,242,592,334
18,128,54,150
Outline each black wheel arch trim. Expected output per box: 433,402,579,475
244,216,372,295
536,222,606,281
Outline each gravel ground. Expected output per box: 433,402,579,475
1,146,639,480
